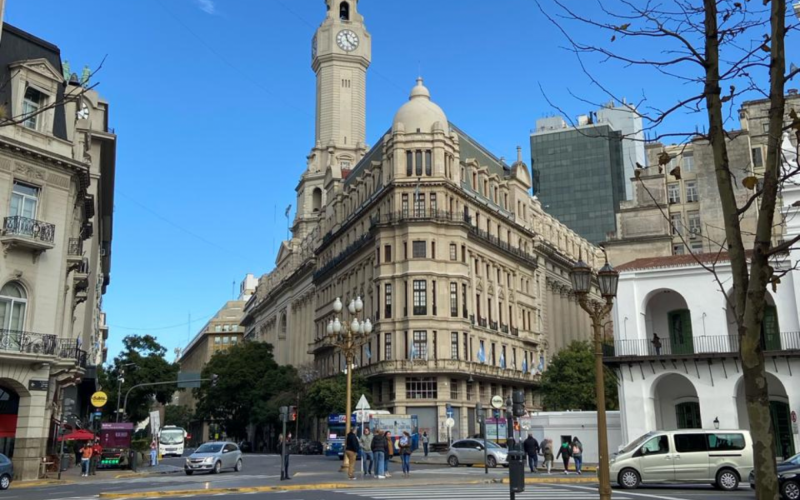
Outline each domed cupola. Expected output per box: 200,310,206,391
392,78,448,134
511,146,532,187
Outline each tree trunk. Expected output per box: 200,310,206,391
703,2,786,499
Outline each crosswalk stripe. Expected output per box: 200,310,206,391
332,486,632,500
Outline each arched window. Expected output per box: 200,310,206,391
0,282,27,331
279,313,287,339
339,1,350,20
312,188,323,212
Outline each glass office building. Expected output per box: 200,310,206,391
530,123,626,244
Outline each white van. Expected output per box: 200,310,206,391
610,430,753,490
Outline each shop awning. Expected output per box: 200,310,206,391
58,429,95,441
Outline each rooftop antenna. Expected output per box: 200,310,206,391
232,280,236,300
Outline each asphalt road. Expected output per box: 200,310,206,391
5,454,760,500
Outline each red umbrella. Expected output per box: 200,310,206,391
58,429,95,441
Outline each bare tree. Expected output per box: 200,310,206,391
538,1,799,499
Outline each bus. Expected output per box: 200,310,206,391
158,425,187,457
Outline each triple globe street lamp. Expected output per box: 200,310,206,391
325,296,373,470
569,252,619,500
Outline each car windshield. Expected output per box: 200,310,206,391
620,432,656,455
160,430,184,444
784,454,800,466
475,440,501,449
195,443,223,454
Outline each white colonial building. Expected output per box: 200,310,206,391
609,250,800,458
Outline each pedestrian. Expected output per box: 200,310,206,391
523,433,540,473
557,440,571,473
422,431,429,457
384,431,393,478
652,332,662,355
73,442,82,468
371,428,386,479
345,427,360,480
571,437,584,475
399,431,412,476
359,427,374,476
149,439,158,467
90,438,102,475
79,441,93,477
278,433,292,480
541,438,554,475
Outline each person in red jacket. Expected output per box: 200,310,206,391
90,439,103,475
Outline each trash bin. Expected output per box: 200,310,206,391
508,450,526,493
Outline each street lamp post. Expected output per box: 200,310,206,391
324,296,372,471
569,253,619,500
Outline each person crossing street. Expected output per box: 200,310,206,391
523,433,540,473
371,428,386,479
359,427,374,475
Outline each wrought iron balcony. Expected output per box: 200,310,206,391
357,358,540,383
489,320,498,331
470,314,476,325
478,316,487,328
500,323,509,334
467,225,538,268
603,332,800,361
2,216,56,252
0,330,57,355
511,327,520,337
68,238,83,256
56,339,89,368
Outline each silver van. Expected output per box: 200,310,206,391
610,430,753,490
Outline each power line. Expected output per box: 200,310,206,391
109,312,215,332
117,190,252,261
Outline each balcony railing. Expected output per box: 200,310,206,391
0,330,57,355
489,320,498,331
0,331,87,367
478,317,488,328
3,216,55,244
357,358,540,383
313,232,374,282
603,332,800,359
467,225,538,268
511,327,520,337
370,210,470,227
470,314,476,325
68,238,83,256
501,324,509,334
56,339,89,368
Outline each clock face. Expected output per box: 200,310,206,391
336,29,359,52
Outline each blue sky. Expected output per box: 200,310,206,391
5,0,797,363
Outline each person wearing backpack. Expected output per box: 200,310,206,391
556,440,571,473
571,437,584,475
541,438,554,474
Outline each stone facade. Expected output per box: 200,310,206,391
242,0,604,442
0,24,115,480
605,94,799,265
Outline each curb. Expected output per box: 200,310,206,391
504,477,598,484
98,478,497,499
12,479,72,489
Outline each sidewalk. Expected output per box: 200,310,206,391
411,452,597,472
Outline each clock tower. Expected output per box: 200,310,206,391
293,0,371,240
310,0,371,171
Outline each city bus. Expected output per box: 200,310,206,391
158,425,188,457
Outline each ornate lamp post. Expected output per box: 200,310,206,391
569,253,618,500
325,296,372,470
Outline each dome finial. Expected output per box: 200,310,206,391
517,146,523,163
409,77,431,100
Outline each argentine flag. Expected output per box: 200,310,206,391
365,344,372,360
478,344,486,364
500,352,506,370
538,354,545,373
522,356,528,374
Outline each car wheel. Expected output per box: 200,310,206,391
235,459,243,472
184,471,193,476
716,469,739,491
619,468,641,489
213,461,221,474
448,455,459,467
784,481,800,500
0,474,10,490
487,456,497,468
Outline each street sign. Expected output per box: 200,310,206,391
491,395,503,409
356,394,370,410
792,411,797,423
446,403,453,418
91,391,108,408
149,410,161,433
446,417,455,428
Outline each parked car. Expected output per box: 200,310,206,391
447,439,508,468
749,453,800,498
0,454,12,490
611,430,753,490
302,440,323,455
325,439,344,459
184,442,243,475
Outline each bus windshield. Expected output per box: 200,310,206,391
159,429,185,444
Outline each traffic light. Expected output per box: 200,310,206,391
288,406,297,422
512,389,526,417
211,374,219,387
476,402,484,423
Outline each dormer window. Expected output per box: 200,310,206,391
23,87,45,131
340,1,350,20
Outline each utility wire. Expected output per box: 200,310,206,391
109,312,215,331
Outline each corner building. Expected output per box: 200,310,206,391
243,0,604,441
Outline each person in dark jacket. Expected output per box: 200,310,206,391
523,434,540,472
345,428,360,480
370,428,387,478
556,440,571,473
